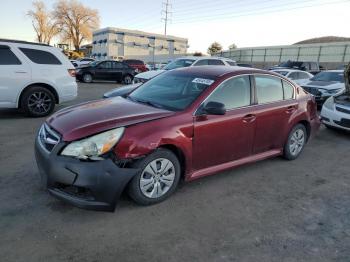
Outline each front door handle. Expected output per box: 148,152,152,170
242,114,256,123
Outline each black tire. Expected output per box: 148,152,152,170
21,86,55,117
283,124,307,160
128,148,181,205
123,74,133,85
82,73,93,83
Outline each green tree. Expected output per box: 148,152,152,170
207,42,223,56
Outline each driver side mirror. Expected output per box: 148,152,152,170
202,101,226,115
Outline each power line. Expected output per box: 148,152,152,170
172,0,349,24
161,0,172,35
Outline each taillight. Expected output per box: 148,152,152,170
68,69,76,77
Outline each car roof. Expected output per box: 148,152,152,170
0,38,49,47
322,70,344,73
173,65,266,78
175,56,236,62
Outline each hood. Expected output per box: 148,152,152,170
135,70,166,80
47,97,174,142
303,81,345,90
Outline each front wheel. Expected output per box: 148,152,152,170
283,124,307,160
82,73,93,83
128,149,181,205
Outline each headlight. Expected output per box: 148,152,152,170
323,96,334,110
61,127,125,159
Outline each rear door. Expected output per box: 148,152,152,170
0,45,30,107
252,75,297,154
112,62,125,82
95,61,112,80
193,75,256,170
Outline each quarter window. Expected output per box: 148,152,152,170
282,81,294,100
19,48,61,65
0,46,21,65
255,75,283,104
205,76,251,110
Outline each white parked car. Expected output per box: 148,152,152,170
321,93,350,131
75,57,95,67
133,56,237,84
271,69,314,85
0,39,77,117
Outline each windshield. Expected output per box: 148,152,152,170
89,61,100,67
274,70,289,76
310,72,344,83
128,71,216,111
163,59,195,70
278,61,302,68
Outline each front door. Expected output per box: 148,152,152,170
192,75,256,171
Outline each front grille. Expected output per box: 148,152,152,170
38,124,60,152
302,86,322,97
336,106,350,115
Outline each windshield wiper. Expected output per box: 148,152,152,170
127,96,165,109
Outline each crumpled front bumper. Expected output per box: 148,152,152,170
35,136,139,212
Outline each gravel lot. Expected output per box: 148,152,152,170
1,82,350,262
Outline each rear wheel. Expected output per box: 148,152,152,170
128,149,181,205
21,86,55,117
283,124,307,160
82,73,93,83
123,75,133,85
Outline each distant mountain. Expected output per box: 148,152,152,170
294,36,350,45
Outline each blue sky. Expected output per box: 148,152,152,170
1,0,349,53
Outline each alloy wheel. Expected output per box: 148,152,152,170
28,92,53,115
139,158,176,199
289,128,305,156
124,76,132,84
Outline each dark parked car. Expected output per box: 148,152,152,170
35,66,320,211
76,60,135,84
270,61,321,75
123,59,148,73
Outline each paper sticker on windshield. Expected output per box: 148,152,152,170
192,78,215,85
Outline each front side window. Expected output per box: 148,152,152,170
205,76,251,110
19,48,61,65
0,46,21,65
298,72,310,79
288,72,298,80
255,75,283,104
99,61,112,69
208,59,225,65
227,61,237,66
113,62,123,69
193,59,209,66
129,71,216,111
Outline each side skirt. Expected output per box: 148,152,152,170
186,149,283,182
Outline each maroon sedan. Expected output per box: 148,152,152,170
35,66,320,211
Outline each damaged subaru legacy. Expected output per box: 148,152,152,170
35,66,320,211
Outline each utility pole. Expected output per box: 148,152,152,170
161,0,172,35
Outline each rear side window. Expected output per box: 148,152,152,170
0,46,21,65
19,48,61,65
255,75,283,104
206,76,251,109
227,61,237,66
282,81,294,100
208,60,225,65
193,59,209,66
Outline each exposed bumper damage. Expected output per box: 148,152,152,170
35,136,139,212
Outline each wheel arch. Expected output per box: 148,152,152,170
18,83,59,108
158,144,187,179
298,120,311,142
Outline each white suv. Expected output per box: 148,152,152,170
0,39,78,117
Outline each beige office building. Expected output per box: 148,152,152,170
92,27,188,63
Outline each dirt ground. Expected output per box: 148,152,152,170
1,82,350,262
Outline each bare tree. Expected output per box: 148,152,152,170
207,42,223,56
27,1,60,44
53,0,100,51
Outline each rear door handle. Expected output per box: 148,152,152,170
242,114,256,123
286,105,297,114
15,71,28,74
